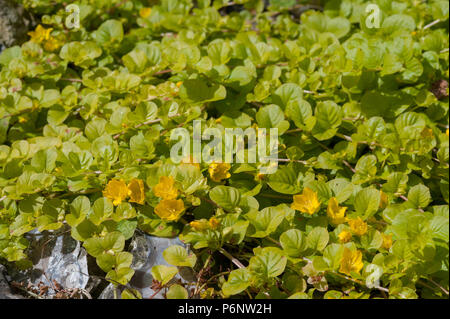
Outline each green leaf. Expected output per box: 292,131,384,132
209,186,241,212
312,101,342,140
106,267,135,286
121,289,142,299
429,215,449,241
285,99,315,130
71,219,98,242
354,188,380,219
382,14,416,34
394,112,426,141
179,79,226,103
246,206,287,238
66,196,90,227
256,104,289,134
223,220,250,245
37,199,64,231
151,265,178,286
249,247,287,280
31,149,57,173
89,197,114,225
47,105,69,126
163,245,197,267
123,49,148,73
407,184,431,209
130,132,155,159
383,173,408,194
288,292,310,299
116,219,137,240
280,229,306,257
97,251,133,272
327,17,351,39
306,227,329,251
227,65,255,87
381,53,403,76
0,46,21,66
267,165,301,194
352,155,377,184
273,83,303,110
92,19,124,45
166,284,188,299
222,268,251,296
207,40,231,65
361,229,383,251
127,102,157,123
83,231,125,258
59,41,102,68
328,178,354,203
270,0,296,9
323,244,344,270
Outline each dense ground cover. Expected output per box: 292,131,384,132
0,0,449,299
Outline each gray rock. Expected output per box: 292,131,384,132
98,282,116,299
32,230,89,291
9,228,89,296
0,264,24,299
0,0,34,51
99,234,195,299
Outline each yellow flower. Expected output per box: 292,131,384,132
18,116,27,123
291,187,321,215
28,24,53,43
153,176,178,200
446,128,449,136
348,217,368,236
339,248,364,276
128,178,145,205
379,190,388,209
209,217,220,229
208,162,231,182
103,179,129,206
327,197,347,225
154,199,185,221
381,233,393,249
338,230,352,243
190,217,220,231
139,7,152,18
43,37,61,51
176,81,183,88
189,219,209,231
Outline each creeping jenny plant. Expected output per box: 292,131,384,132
0,0,449,299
